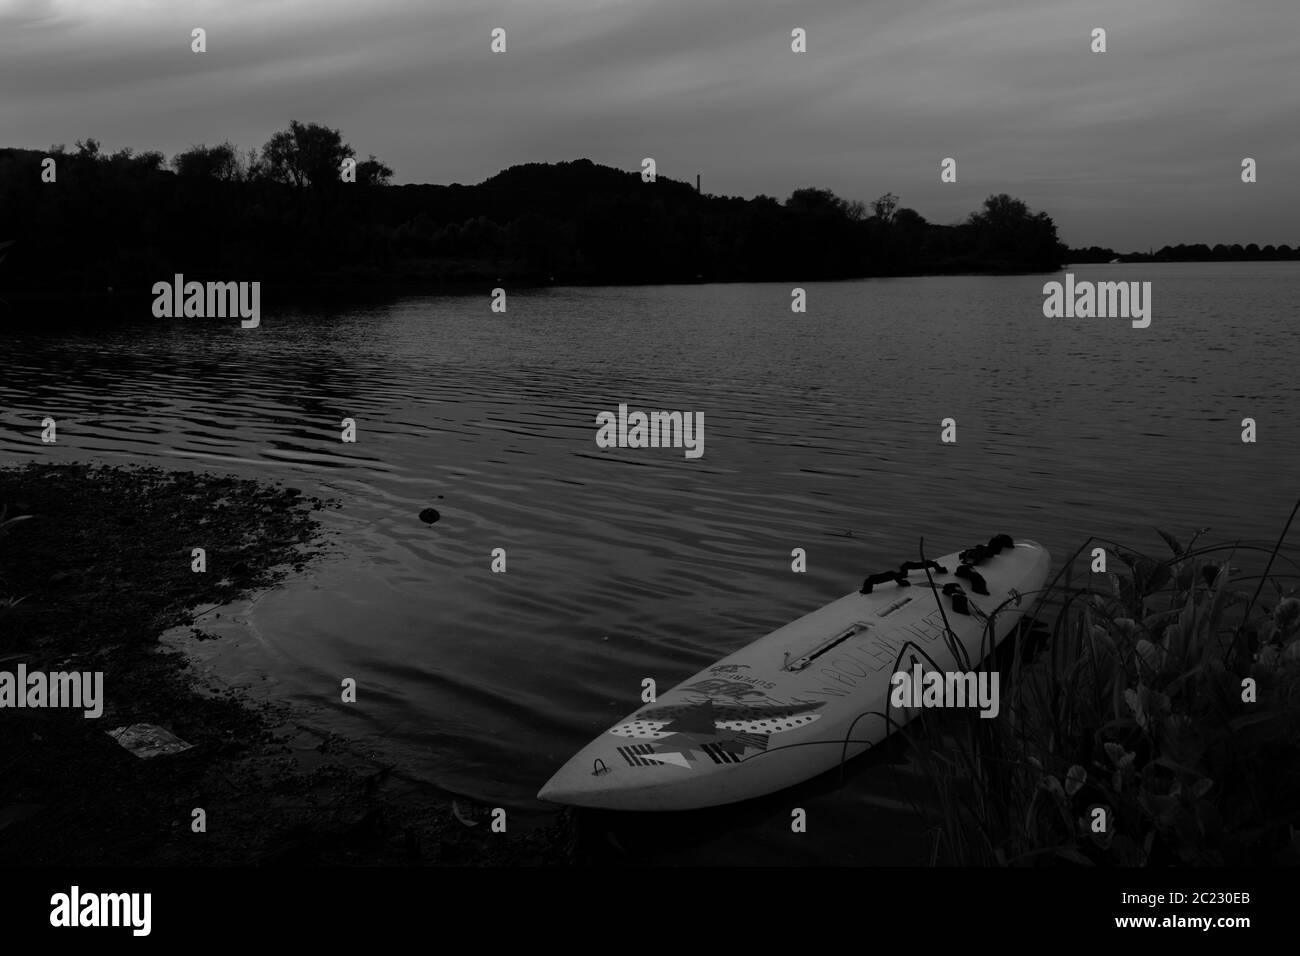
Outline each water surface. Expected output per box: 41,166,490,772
3,263,1297,863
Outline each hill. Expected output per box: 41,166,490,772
0,127,1069,297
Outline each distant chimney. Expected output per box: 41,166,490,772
696,174,701,194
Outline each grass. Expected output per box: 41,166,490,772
0,505,32,627
902,508,1300,866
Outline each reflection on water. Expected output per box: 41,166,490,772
2,263,1298,863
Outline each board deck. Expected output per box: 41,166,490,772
538,537,1051,810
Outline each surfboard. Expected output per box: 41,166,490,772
538,535,1051,810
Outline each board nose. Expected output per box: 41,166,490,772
537,750,618,806
536,778,562,803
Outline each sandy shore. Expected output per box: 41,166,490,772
0,461,576,865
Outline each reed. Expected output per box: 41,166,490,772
0,505,33,631
903,508,1300,866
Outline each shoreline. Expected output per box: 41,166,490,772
3,259,1288,315
0,461,576,865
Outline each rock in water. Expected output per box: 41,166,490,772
418,508,440,525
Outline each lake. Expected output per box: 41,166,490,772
2,262,1298,863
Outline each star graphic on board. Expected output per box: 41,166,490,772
641,700,772,761
658,699,719,735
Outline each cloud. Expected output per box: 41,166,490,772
1,0,1296,248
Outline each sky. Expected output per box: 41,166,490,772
1,0,1296,251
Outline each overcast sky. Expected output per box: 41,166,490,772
2,0,1296,250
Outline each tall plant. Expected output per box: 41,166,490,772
0,505,32,631
903,513,1300,866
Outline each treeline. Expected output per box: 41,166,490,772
1069,243,1300,264
0,121,1068,296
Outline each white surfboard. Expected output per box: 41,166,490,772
539,536,1050,810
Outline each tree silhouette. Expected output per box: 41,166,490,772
173,142,241,180
786,187,855,218
968,194,1063,269
260,120,355,188
0,137,1119,299
871,192,899,223
357,155,394,187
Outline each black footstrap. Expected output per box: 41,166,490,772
942,582,970,615
861,559,950,594
860,537,1010,595
959,534,1016,565
954,564,989,595
860,570,909,594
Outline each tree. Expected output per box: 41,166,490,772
357,154,394,186
893,207,927,228
260,120,356,189
967,193,1064,268
172,142,241,180
786,187,861,219
970,193,1030,230
136,151,166,172
871,192,899,223
244,147,264,181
